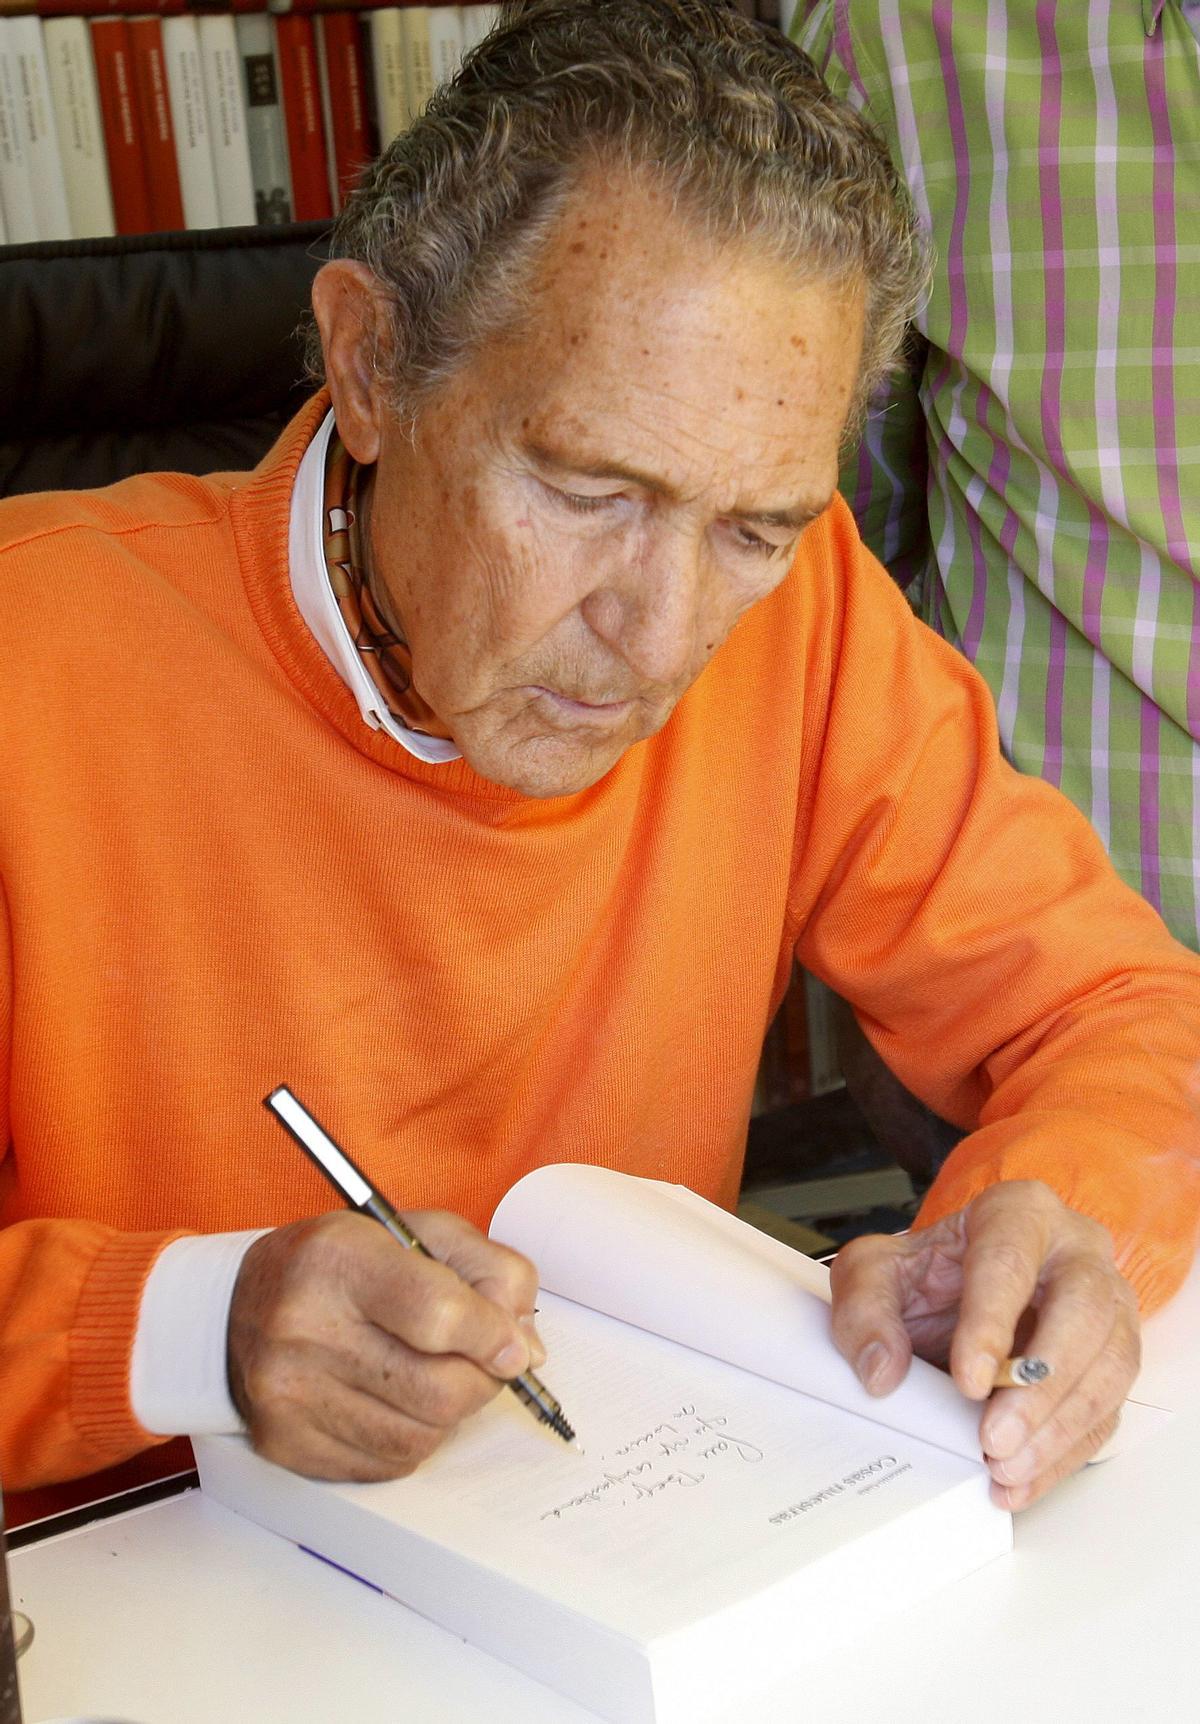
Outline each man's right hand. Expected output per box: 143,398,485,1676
226,1210,545,1480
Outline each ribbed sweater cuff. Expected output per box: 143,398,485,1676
69,1229,192,1459
915,1138,1195,1317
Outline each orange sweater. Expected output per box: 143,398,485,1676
2,393,1199,1493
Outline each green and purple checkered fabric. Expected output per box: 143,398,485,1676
799,0,1200,946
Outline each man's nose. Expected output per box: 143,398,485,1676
587,528,706,687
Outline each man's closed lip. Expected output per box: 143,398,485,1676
529,686,638,726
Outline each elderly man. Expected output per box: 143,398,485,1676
1,0,1197,1519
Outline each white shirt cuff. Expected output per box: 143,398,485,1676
130,1230,270,1436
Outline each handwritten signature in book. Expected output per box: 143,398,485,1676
538,1406,764,1523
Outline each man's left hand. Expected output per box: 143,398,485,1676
827,1179,1141,1510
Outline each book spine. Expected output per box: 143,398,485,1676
366,6,407,148
265,0,454,12
802,971,845,1097
273,10,330,220
311,0,336,212
17,0,190,14
317,8,369,210
196,11,255,226
160,13,220,228
459,3,499,54
356,5,377,162
42,14,114,237
8,14,71,238
0,17,39,241
90,15,154,234
127,15,185,232
234,9,291,224
426,1,462,92
399,5,432,120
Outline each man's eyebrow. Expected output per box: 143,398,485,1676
737,501,829,533
526,442,830,531
526,441,669,495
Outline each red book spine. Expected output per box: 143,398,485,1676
90,16,154,234
319,9,371,209
127,15,185,231
274,12,332,221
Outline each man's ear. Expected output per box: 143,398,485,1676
310,260,397,465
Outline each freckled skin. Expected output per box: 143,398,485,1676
314,172,865,799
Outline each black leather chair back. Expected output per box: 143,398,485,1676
0,221,330,495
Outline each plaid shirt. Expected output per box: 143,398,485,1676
799,0,1200,947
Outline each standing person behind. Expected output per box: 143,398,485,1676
799,0,1200,947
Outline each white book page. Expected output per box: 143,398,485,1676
300,1290,991,1645
634,1179,1176,1465
491,1165,983,1461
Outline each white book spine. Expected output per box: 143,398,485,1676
9,16,71,241
428,6,465,92
0,18,38,244
234,12,292,225
400,7,434,119
41,17,113,239
460,4,501,53
197,14,256,228
802,970,845,1096
161,14,220,231
368,9,411,147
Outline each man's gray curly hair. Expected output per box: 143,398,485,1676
310,0,925,433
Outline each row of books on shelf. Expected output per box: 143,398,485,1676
0,3,502,243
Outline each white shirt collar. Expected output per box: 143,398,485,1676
288,410,462,765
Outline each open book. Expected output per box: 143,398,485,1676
196,1166,1012,1724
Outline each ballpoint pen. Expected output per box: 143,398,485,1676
263,1085,575,1443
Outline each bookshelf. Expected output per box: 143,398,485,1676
0,3,504,245
0,217,329,497
0,2,798,248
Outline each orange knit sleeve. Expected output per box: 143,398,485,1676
0,1218,186,1490
0,901,185,1491
790,501,1200,1314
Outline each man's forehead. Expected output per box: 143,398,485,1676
433,171,864,511
527,167,860,337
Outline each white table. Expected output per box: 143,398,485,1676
12,1260,1199,1724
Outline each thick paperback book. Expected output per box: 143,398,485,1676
197,1166,1011,1724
